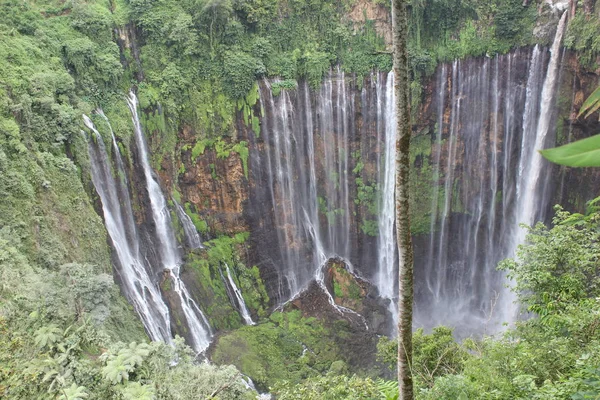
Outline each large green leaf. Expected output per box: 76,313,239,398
539,134,600,167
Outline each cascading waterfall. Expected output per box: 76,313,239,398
515,11,568,233
502,11,569,322
223,263,255,325
415,52,533,333
256,74,372,327
174,200,204,249
254,29,568,333
427,63,447,300
126,92,212,352
414,14,568,333
80,11,571,356
258,76,353,301
375,71,398,324
83,114,172,344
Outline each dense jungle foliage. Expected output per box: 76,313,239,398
2,0,600,398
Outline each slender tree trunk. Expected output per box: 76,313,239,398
584,0,594,16
392,0,414,399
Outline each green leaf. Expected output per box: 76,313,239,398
578,86,600,119
539,134,600,167
34,325,62,350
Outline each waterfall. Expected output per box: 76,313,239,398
83,114,172,344
502,11,569,322
258,75,353,301
174,200,204,249
426,63,447,298
126,92,212,352
515,11,568,232
223,264,255,325
253,33,568,334
375,71,398,324
415,14,568,334
255,74,370,328
414,53,527,333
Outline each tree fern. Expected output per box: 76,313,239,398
102,342,152,385
59,383,89,400
377,379,399,400
119,382,155,400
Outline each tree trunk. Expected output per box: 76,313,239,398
584,0,594,16
392,0,414,399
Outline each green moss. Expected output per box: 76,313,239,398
161,277,172,292
409,133,437,235
318,196,345,225
352,150,379,236
192,138,248,179
271,79,297,97
564,13,600,68
187,255,241,331
239,266,270,318
237,83,260,127
245,83,260,108
331,265,362,302
184,203,209,234
333,281,343,298
232,141,249,179
172,189,181,203
188,81,235,138
360,220,379,237
141,107,174,170
251,116,261,138
355,178,379,216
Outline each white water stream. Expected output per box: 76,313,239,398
126,92,212,352
83,114,172,343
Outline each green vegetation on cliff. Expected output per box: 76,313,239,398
1,4,151,395
126,0,393,168
182,233,269,331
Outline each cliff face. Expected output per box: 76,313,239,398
347,0,393,49
178,123,250,235
154,47,600,337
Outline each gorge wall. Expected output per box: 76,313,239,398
132,45,600,343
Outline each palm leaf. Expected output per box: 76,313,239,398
579,86,600,119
